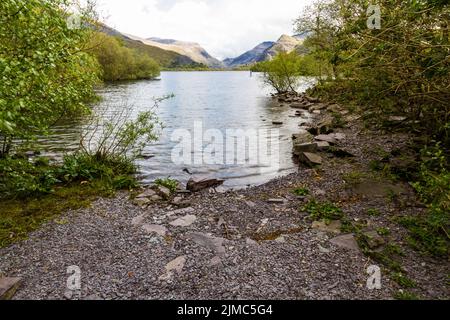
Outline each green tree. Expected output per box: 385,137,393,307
258,51,304,94
0,0,100,157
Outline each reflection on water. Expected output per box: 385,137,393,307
35,71,314,189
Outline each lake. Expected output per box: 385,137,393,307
35,71,314,189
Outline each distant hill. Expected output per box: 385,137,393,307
125,35,223,68
96,24,199,68
223,41,275,68
224,34,305,67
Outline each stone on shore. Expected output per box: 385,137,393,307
0,277,21,300
330,234,360,251
312,220,342,234
293,142,318,155
169,215,197,227
315,134,337,144
142,224,168,237
299,152,323,167
187,232,226,256
187,176,225,192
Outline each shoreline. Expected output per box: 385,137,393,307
0,95,448,300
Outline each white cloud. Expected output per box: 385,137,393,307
96,0,309,60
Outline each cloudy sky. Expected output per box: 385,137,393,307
96,0,309,60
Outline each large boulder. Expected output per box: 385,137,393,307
187,176,225,192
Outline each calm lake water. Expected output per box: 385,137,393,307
36,71,314,189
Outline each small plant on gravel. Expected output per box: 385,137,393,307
342,170,366,185
391,272,417,289
377,227,391,236
292,187,309,196
154,178,179,193
394,290,420,300
302,199,344,221
367,208,381,217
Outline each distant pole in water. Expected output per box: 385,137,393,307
250,70,253,77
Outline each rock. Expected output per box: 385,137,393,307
292,131,314,144
305,95,320,103
387,116,408,124
363,231,385,249
187,232,226,256
312,110,321,115
246,238,258,246
159,256,186,281
154,186,172,199
267,198,285,204
299,152,323,167
316,141,331,151
142,224,168,237
131,214,146,226
309,103,328,112
318,115,334,133
187,176,225,192
165,256,186,274
132,198,151,208
318,245,331,253
293,142,318,155
136,189,157,199
327,104,343,113
290,102,307,109
327,147,355,158
315,134,337,144
312,220,342,234
275,236,286,243
169,215,197,227
272,121,284,125
167,207,195,217
330,234,360,251
0,277,21,300
333,133,346,141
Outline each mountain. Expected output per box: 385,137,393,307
124,35,223,68
223,34,305,67
223,41,275,68
96,24,197,67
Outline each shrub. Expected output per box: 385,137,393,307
154,178,179,193
302,199,344,221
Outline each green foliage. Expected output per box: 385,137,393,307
87,32,160,81
0,0,100,156
399,144,449,257
296,0,450,142
367,208,381,217
391,272,417,289
302,199,344,221
80,96,172,162
154,178,179,193
292,187,310,196
394,291,420,300
255,51,305,94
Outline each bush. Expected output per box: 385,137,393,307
399,143,449,257
302,199,344,221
